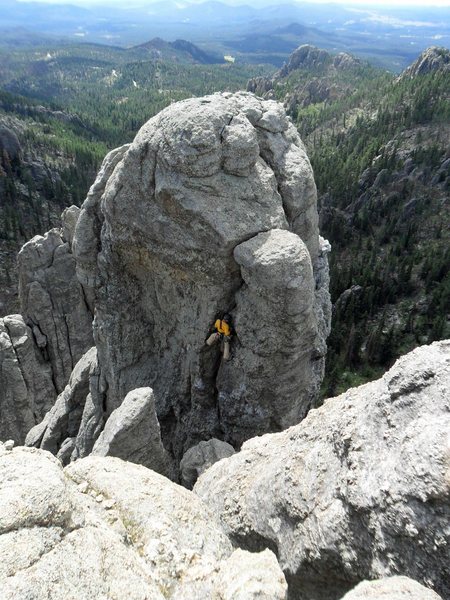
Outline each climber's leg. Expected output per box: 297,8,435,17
206,332,220,346
223,337,231,361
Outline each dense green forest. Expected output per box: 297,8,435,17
0,45,273,146
302,70,449,395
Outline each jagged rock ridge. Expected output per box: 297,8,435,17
400,46,450,79
247,44,362,111
0,207,93,444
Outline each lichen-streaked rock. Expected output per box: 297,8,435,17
0,314,55,443
0,445,287,600
195,341,450,600
72,91,330,462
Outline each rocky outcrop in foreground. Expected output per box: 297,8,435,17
0,444,287,600
341,576,443,600
70,91,330,461
195,341,450,599
1,342,448,600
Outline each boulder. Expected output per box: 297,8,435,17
180,438,235,488
195,341,450,600
18,227,93,393
0,445,287,599
0,314,55,443
72,91,330,462
341,577,443,600
218,229,321,442
92,387,172,477
214,548,287,600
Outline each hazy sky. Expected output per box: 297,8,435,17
14,0,450,5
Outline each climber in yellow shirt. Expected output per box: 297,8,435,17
206,313,233,361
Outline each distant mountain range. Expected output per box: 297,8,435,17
0,0,449,70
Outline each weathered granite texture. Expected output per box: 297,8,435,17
195,341,450,600
341,577,443,600
0,314,55,443
72,91,331,461
18,210,93,394
0,444,287,600
92,387,172,477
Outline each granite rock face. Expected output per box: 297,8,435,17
180,438,235,488
341,577,443,600
25,347,104,464
92,387,172,477
0,444,287,600
18,215,93,394
0,314,55,443
195,341,450,600
0,208,95,442
73,91,330,461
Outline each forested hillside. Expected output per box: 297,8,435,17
254,45,449,395
0,44,272,146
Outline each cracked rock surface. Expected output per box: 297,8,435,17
0,444,287,600
0,314,55,443
0,209,94,444
73,91,331,462
18,216,93,395
195,341,450,600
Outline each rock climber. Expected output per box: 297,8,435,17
206,313,233,361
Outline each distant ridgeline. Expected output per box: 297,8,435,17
249,45,450,395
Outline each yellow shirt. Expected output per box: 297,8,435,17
215,319,231,337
